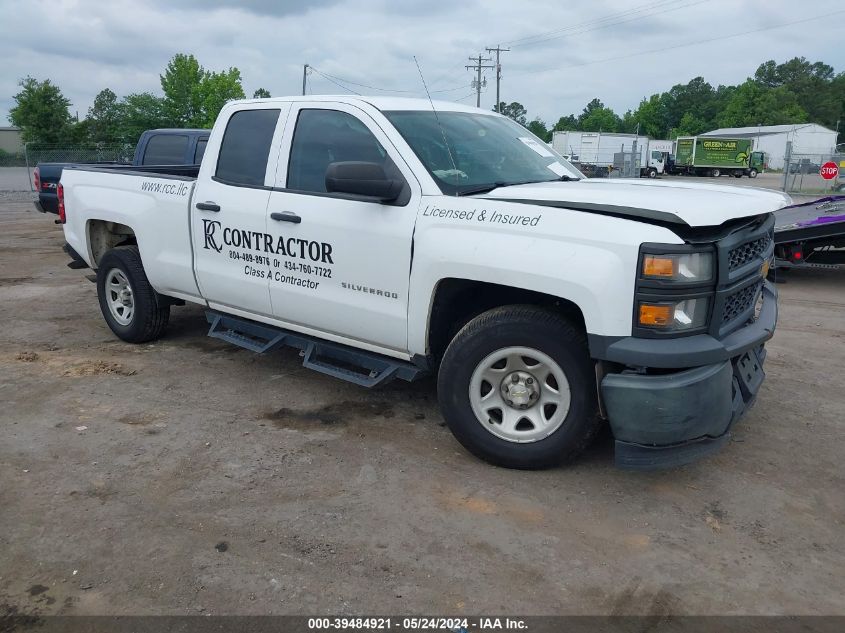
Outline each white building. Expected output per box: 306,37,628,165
701,124,837,170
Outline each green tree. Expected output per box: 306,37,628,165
627,94,667,138
661,77,718,134
551,114,578,132
754,57,839,127
118,92,169,145
253,88,271,98
8,76,73,144
671,112,709,138
526,118,549,142
160,53,205,127
195,68,245,128
86,88,122,144
497,101,528,126
718,80,807,128
577,98,620,132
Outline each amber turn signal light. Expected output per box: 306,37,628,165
642,255,675,278
639,303,673,327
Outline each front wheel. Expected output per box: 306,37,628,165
97,246,170,343
749,169,758,178
647,168,657,179
437,306,600,469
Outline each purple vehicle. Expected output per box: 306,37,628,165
774,195,845,270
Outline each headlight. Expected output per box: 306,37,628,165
642,252,714,283
638,297,710,331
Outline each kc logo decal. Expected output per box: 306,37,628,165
202,219,223,252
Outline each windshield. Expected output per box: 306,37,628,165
384,110,584,195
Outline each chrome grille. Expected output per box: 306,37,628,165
728,236,771,271
723,282,762,323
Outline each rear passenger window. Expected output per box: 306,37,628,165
216,109,280,186
194,138,208,164
287,109,387,193
142,134,188,165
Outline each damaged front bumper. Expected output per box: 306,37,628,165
591,281,777,470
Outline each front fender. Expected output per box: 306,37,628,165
407,197,682,356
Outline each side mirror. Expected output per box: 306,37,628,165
325,161,404,203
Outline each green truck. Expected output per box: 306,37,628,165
671,136,766,178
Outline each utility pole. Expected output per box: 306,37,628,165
485,45,509,113
466,55,495,108
302,64,309,96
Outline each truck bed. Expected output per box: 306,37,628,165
69,163,200,179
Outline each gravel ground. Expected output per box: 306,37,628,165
1,201,844,617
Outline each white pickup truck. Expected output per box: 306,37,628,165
59,96,789,469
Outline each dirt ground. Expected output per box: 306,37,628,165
1,200,844,617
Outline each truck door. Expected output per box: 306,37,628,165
191,104,289,317
265,103,420,352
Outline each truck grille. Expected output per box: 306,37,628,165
722,281,762,323
728,236,771,271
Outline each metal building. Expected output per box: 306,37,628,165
0,126,23,154
701,124,837,170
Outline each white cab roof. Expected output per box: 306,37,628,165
231,95,492,115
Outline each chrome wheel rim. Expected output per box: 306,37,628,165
105,268,134,326
469,346,571,443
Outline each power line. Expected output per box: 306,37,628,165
309,66,467,95
509,0,709,48
501,0,680,46
309,67,362,95
510,10,845,78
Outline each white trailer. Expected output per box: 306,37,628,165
551,131,665,178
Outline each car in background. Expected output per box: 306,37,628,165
34,129,209,214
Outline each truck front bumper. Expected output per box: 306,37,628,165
593,281,777,470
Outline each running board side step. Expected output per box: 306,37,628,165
205,311,427,388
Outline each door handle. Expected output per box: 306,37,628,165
196,201,221,212
271,211,302,224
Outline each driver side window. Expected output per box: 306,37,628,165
287,109,388,193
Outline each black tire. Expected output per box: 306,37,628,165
749,169,758,178
733,172,743,178
711,169,721,178
647,168,657,179
437,305,600,469
97,245,170,343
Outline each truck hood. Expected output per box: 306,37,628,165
480,178,792,228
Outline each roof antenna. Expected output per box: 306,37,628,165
413,55,460,194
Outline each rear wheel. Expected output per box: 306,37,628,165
734,171,743,178
437,305,600,469
711,168,721,178
97,246,169,343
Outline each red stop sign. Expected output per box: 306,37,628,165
820,161,839,180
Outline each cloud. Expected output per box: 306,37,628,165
1,0,842,128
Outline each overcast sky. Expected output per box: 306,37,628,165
1,0,843,127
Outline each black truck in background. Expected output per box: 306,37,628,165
33,129,209,214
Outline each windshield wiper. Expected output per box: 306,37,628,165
455,176,580,196
455,181,509,196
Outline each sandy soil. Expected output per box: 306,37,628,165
1,201,843,616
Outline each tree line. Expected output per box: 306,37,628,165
8,53,271,148
498,57,844,144
7,55,844,149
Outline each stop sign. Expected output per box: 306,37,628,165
820,161,839,180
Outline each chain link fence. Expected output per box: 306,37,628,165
569,149,646,179
21,143,134,190
781,143,845,195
